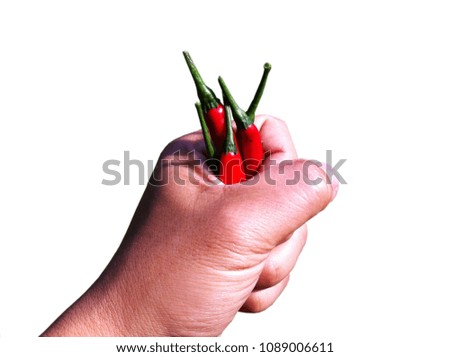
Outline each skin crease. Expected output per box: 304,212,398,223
41,115,339,337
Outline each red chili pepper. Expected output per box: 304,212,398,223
219,106,246,185
218,63,271,176
235,124,263,175
183,51,226,154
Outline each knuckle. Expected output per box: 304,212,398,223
257,114,288,130
245,295,266,313
304,164,333,206
271,116,288,129
160,131,202,158
264,259,281,286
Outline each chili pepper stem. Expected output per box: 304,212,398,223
246,63,272,123
218,76,251,130
195,102,215,158
183,51,219,110
224,105,238,154
218,77,265,177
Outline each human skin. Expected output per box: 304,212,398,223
41,115,338,337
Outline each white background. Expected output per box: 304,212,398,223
1,0,449,355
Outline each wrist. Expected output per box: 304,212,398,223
41,265,166,336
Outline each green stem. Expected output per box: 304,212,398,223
218,76,251,130
183,51,219,110
222,87,230,108
224,105,238,154
246,63,272,123
195,102,215,158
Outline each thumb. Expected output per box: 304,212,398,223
225,159,338,249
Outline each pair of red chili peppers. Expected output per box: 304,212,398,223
183,51,271,184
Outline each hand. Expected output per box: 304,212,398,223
41,115,338,337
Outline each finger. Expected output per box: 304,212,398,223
240,275,290,313
155,130,223,186
224,159,337,250
254,115,298,163
255,226,307,290
159,130,208,161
